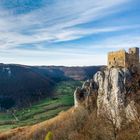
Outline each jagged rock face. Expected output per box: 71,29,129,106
94,68,136,127
74,67,140,127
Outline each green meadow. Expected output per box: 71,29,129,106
0,80,82,132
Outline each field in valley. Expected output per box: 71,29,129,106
0,80,82,132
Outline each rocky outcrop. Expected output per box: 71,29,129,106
74,67,140,127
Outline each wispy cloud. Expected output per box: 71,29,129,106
0,0,139,65
0,47,106,66
0,0,131,48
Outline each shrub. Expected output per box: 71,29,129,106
45,131,53,140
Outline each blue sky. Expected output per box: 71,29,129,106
0,0,140,66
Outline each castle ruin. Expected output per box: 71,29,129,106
108,47,139,69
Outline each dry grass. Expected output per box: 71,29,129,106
0,107,88,140
0,106,140,140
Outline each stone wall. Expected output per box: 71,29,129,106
108,47,139,69
126,48,139,68
108,49,126,68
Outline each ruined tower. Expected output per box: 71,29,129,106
108,47,139,69
127,47,139,67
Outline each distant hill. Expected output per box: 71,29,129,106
0,64,102,110
34,65,101,81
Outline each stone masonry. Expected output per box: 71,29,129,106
108,47,139,69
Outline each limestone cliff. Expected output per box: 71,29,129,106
74,67,140,127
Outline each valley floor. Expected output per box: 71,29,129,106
0,81,82,132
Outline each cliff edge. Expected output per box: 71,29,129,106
74,67,140,127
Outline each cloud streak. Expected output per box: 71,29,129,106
0,0,139,66
0,0,131,48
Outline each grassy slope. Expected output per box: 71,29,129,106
0,102,140,140
0,80,82,132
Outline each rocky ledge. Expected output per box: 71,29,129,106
74,67,140,127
